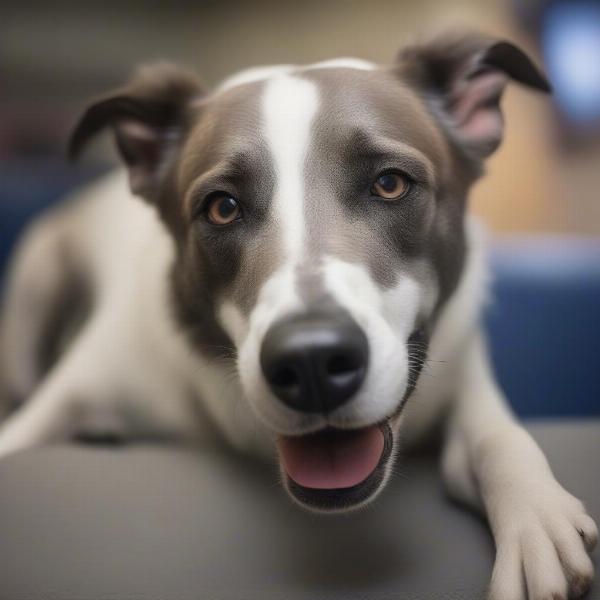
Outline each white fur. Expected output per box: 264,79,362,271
217,65,294,92
262,75,318,263
216,58,375,93
307,58,376,71
319,257,418,426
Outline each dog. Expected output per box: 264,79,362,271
0,30,596,600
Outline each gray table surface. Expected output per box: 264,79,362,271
0,420,598,600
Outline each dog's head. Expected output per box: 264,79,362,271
70,32,549,512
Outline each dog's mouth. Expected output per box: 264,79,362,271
277,422,393,511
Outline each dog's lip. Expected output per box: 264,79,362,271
277,421,393,509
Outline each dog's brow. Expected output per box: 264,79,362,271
184,155,256,217
355,136,437,188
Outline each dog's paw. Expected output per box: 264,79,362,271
487,486,597,600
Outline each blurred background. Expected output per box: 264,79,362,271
1,0,599,416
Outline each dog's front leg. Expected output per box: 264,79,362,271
441,333,597,600
0,317,110,458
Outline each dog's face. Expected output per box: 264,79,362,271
71,32,549,512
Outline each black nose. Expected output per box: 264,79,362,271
260,311,369,414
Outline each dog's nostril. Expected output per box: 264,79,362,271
271,366,299,388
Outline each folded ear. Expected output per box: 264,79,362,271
68,62,203,200
397,32,551,159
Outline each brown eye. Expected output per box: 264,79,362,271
206,194,242,225
371,172,410,200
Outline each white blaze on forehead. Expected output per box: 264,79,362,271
262,75,319,263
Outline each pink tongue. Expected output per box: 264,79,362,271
278,426,384,490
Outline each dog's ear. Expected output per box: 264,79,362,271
397,32,551,159
68,62,203,200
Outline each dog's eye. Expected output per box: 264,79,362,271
206,194,242,225
371,172,410,200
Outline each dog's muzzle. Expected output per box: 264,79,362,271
259,308,395,510
257,308,427,511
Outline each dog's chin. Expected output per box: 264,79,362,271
277,421,394,513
